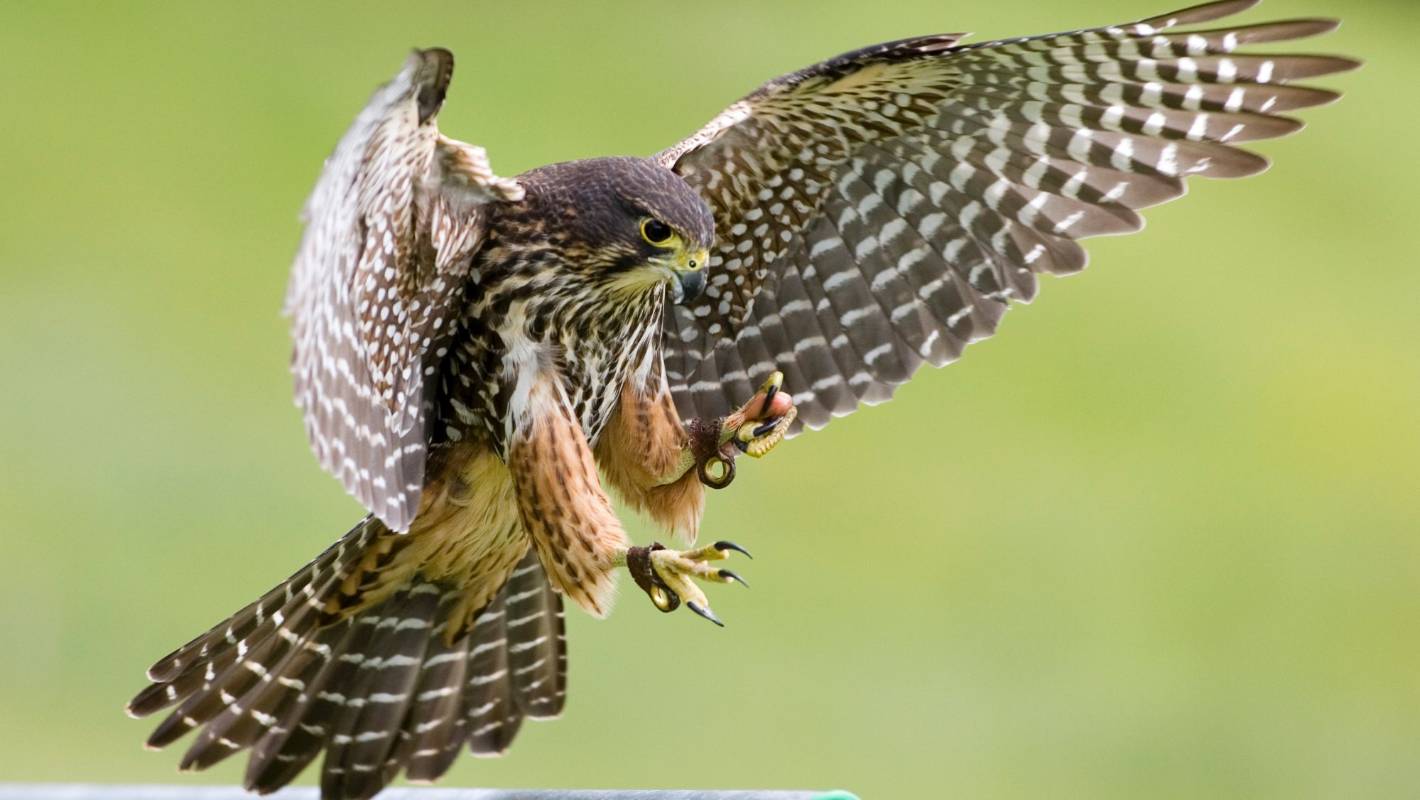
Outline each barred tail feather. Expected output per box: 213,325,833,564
246,618,371,792
504,548,568,719
462,583,522,755
128,519,384,747
135,519,382,689
462,552,567,756
129,529,566,800
320,582,443,800
395,591,473,782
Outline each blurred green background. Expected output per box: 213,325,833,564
1,1,1414,797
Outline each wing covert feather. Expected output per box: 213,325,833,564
285,49,522,530
657,1,1355,431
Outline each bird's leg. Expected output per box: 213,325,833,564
595,370,794,623
611,375,792,625
685,371,798,489
616,540,752,626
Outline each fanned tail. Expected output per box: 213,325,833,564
127,523,566,800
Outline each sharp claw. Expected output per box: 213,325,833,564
713,540,753,559
686,601,724,627
760,382,779,418
641,544,751,622
752,418,781,438
718,568,749,588
754,370,783,419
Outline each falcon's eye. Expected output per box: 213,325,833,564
640,218,675,247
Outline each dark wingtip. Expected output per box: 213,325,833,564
413,48,455,125
1303,87,1345,108
146,653,183,683
1142,0,1260,28
1295,17,1342,37
126,683,170,718
1328,54,1365,73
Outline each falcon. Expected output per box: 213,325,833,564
127,2,1354,798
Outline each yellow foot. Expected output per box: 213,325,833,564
624,541,752,626
731,371,797,458
697,371,798,488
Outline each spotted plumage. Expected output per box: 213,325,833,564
661,0,1356,429
129,4,1353,799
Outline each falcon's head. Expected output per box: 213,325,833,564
504,156,715,305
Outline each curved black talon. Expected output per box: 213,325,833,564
718,568,749,588
760,380,779,417
713,540,753,559
686,601,724,627
751,418,782,438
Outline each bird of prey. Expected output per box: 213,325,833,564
127,2,1354,797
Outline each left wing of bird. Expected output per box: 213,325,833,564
656,0,1356,432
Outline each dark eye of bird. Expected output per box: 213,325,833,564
640,218,674,246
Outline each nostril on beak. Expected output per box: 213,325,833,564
677,270,706,304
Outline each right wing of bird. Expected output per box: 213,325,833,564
285,48,524,531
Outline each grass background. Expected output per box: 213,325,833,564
1,1,1415,797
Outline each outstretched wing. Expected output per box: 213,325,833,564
286,48,523,531
657,0,1356,431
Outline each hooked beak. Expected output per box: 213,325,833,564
677,270,706,304
672,247,709,305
